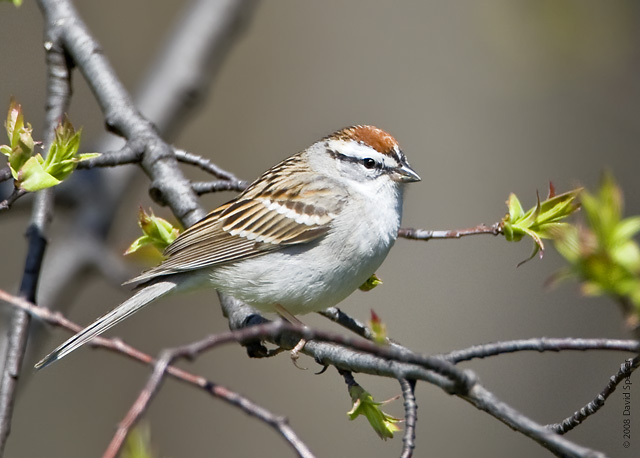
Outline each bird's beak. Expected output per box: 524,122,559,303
393,162,421,183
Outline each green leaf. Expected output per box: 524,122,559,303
507,192,525,218
2,98,35,178
612,217,640,247
347,385,401,440
551,173,640,316
17,155,61,191
125,207,181,256
2,103,91,191
42,117,84,182
501,184,582,264
1,0,23,6
5,98,24,148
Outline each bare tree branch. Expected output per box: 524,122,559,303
398,224,502,242
442,337,640,363
191,180,248,195
104,345,315,458
0,188,26,212
319,307,373,340
399,378,417,458
37,0,204,227
548,355,640,435
36,0,258,316
0,167,11,183
1,1,259,455
0,15,72,453
173,148,246,182
2,286,621,457
76,144,141,169
0,289,316,458
461,384,604,458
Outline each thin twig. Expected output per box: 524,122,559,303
0,166,11,183
103,354,172,458
398,223,502,241
76,144,141,169
104,347,315,458
548,355,640,434
0,188,26,212
191,179,248,195
399,378,417,458
319,307,372,339
173,148,245,182
442,337,640,363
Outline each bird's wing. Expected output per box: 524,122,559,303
127,175,346,285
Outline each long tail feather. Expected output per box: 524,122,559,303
35,280,177,369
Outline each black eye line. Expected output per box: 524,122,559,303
328,149,384,171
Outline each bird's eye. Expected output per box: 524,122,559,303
363,158,376,169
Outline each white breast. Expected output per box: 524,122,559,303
208,179,404,315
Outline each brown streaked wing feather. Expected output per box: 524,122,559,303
126,169,345,284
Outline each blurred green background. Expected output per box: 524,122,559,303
1,1,639,457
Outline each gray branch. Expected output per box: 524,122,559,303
0,20,72,455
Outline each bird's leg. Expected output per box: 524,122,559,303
274,304,308,370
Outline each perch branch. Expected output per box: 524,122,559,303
398,224,502,241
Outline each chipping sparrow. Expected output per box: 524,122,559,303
36,125,420,369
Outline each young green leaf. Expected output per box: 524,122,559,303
42,117,97,182
1,98,36,179
17,155,62,191
501,184,582,264
347,384,402,440
2,103,96,191
125,207,181,257
367,309,388,345
551,173,640,317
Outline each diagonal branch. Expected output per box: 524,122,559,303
548,355,640,434
103,347,316,458
37,0,204,228
173,148,246,182
35,0,258,319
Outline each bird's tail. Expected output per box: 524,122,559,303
35,280,177,369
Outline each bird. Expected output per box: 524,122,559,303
35,125,421,369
